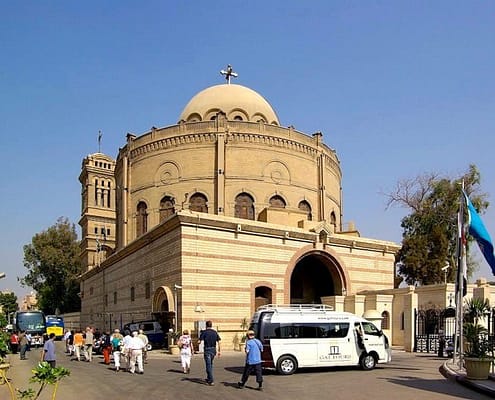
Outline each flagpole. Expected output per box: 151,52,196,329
453,182,466,368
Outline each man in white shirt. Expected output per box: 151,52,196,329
128,331,145,374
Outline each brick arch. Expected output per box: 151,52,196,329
152,285,174,313
284,245,350,304
250,281,277,314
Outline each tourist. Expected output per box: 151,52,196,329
128,331,145,374
9,331,19,354
42,333,57,368
73,329,84,361
237,330,263,390
84,326,94,362
198,320,221,386
137,329,149,364
111,328,124,372
177,329,194,374
18,331,28,360
122,330,132,371
63,329,71,353
102,330,112,365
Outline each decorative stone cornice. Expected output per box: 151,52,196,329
123,121,339,171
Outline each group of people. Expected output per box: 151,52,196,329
9,330,30,360
63,326,149,374
12,319,264,390
10,330,58,367
186,320,264,390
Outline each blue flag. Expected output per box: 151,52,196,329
463,191,495,276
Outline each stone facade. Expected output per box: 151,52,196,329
79,77,402,347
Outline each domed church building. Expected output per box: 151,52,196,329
79,66,402,347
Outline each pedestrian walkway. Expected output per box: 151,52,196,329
441,358,495,397
0,351,43,399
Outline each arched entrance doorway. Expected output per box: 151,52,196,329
152,286,174,347
290,251,346,304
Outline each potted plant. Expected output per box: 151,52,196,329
169,331,181,355
463,298,494,380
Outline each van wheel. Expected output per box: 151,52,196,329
360,353,376,370
146,344,152,351
277,355,298,375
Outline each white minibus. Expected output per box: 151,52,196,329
250,304,392,374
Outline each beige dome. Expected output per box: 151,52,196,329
179,84,280,125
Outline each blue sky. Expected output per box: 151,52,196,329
1,1,494,297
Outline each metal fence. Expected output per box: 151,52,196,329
414,307,495,354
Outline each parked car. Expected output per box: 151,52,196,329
123,320,165,350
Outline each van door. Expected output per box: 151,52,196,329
360,321,387,361
317,322,355,366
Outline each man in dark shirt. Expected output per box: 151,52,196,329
198,320,221,386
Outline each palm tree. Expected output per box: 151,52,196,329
464,298,490,324
463,297,492,360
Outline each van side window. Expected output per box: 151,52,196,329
326,323,349,338
271,323,349,339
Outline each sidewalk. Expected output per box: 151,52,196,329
0,351,44,400
440,358,495,397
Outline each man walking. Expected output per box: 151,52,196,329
198,320,221,386
238,330,263,391
19,331,28,360
84,327,94,362
128,331,145,374
42,333,57,368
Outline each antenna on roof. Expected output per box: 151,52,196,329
220,64,238,84
97,130,102,153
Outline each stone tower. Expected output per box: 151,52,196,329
79,152,117,271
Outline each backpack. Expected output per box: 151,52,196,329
111,336,122,351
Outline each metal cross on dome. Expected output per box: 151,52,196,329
220,64,238,84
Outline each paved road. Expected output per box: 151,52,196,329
1,344,491,400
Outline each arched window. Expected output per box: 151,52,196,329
235,193,255,220
189,193,208,213
136,201,148,237
298,200,312,221
160,196,175,222
330,211,337,230
269,195,286,208
381,311,390,330
94,179,99,205
255,286,272,310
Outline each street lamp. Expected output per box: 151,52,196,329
0,272,6,279
442,262,450,284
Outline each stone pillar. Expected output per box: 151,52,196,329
321,295,345,312
403,290,418,352
215,131,226,215
344,295,366,315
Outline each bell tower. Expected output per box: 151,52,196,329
79,152,117,271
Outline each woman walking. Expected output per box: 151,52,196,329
177,329,194,374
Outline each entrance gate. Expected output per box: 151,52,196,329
414,307,456,353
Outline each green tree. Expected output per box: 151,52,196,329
386,165,488,285
0,292,18,323
21,217,82,314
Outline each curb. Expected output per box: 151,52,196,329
440,360,495,397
